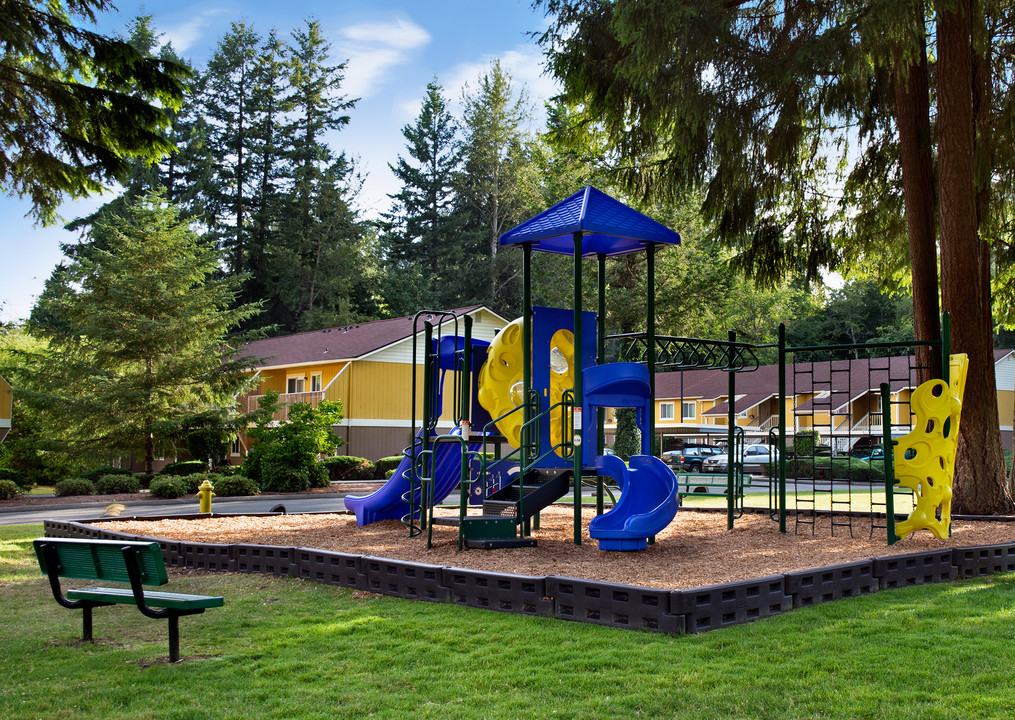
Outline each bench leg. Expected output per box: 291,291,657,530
168,615,180,663
82,606,93,642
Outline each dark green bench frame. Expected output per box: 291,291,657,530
34,538,223,663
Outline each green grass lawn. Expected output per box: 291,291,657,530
3,523,1014,719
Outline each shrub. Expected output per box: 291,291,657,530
385,469,396,479
54,477,96,496
94,474,141,495
0,468,32,491
137,474,156,490
211,475,260,497
149,476,186,499
322,455,376,482
373,456,403,479
82,466,134,483
158,460,207,476
0,480,21,500
260,462,310,493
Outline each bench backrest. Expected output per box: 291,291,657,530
34,538,169,587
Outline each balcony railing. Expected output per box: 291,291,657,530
850,413,883,433
245,391,325,423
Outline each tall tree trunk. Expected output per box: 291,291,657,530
936,0,1010,514
892,18,940,384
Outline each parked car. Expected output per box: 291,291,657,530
702,444,779,474
661,444,722,473
850,445,885,463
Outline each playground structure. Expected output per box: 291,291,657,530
346,186,969,550
348,187,690,551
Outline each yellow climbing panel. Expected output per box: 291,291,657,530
893,353,968,540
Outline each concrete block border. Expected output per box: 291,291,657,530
42,515,1015,636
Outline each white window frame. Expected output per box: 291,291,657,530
230,436,241,457
286,374,306,393
682,401,696,420
659,402,675,421
310,372,323,393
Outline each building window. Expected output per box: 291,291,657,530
286,375,305,393
231,437,241,457
682,401,696,420
659,402,675,421
310,372,323,392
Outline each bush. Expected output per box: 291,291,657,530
260,462,310,493
0,480,21,500
94,474,141,495
322,455,376,482
785,458,885,483
0,468,32,491
211,475,260,497
54,477,96,497
158,460,207,476
373,456,403,479
149,476,186,499
82,466,134,483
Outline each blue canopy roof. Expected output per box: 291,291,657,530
499,186,681,257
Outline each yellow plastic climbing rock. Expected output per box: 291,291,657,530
893,353,968,540
476,318,574,455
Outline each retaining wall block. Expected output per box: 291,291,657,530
362,556,449,602
232,544,299,577
673,575,791,634
783,560,878,608
547,576,683,633
43,520,76,538
443,567,552,617
178,542,235,572
295,548,366,590
872,550,956,589
952,544,1015,578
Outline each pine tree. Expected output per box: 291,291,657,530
204,22,262,276
31,192,261,474
458,60,541,308
382,80,465,311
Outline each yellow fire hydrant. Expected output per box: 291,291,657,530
197,479,216,513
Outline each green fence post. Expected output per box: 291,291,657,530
778,323,787,534
880,381,897,545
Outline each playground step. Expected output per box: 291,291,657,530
482,500,517,516
464,537,537,550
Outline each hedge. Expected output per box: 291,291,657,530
94,474,141,495
373,456,404,479
54,478,96,497
322,455,376,481
0,480,21,500
82,466,135,483
149,476,187,499
158,460,207,476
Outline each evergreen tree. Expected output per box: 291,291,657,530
30,192,261,474
382,80,465,312
1,0,189,224
458,60,542,309
204,22,262,276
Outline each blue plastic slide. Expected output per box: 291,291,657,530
588,454,680,551
345,427,480,526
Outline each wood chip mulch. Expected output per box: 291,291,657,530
98,507,1015,590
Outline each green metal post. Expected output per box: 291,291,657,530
778,323,787,534
881,382,898,544
523,245,532,467
727,331,736,530
573,231,583,545
646,244,656,455
942,312,951,386
597,252,606,515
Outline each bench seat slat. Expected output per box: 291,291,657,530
35,538,169,586
67,587,224,610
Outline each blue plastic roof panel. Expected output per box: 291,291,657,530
499,186,681,257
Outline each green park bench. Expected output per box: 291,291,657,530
33,538,223,663
674,472,754,496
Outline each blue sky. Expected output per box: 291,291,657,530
0,0,559,323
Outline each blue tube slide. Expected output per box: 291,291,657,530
346,426,481,526
588,454,680,551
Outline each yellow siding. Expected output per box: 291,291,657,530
0,375,11,422
999,390,1014,427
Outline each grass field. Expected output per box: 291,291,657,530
3,523,1014,719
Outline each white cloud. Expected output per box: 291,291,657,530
339,16,431,99
161,9,228,55
442,45,560,128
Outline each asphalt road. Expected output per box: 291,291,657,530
0,494,349,527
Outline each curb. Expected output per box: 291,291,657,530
0,491,348,515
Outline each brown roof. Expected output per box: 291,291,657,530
243,306,493,368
